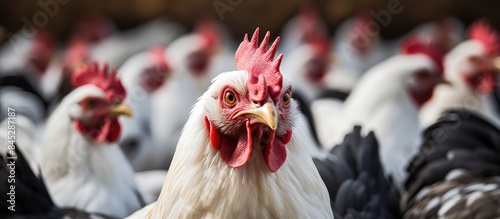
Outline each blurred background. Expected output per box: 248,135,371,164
0,0,498,43
1,1,500,218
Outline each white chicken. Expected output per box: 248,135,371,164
38,62,144,218
328,11,392,91
127,28,332,219
279,6,329,55
420,20,500,128
118,45,171,171
281,27,332,102
323,37,447,188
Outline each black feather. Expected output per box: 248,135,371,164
314,126,401,219
316,89,350,101
292,91,321,146
0,73,49,116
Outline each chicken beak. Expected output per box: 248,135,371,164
438,77,452,86
327,53,335,66
107,104,133,118
233,102,278,130
210,46,221,57
492,56,500,72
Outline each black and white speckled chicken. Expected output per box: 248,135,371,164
403,109,500,218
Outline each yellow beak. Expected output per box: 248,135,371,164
438,77,452,86
107,104,133,118
233,102,278,130
492,56,500,72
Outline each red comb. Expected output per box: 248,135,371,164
309,34,330,57
65,39,90,70
148,45,169,70
298,6,328,44
298,6,320,32
468,19,500,56
196,18,219,50
235,28,283,102
32,29,54,55
354,10,373,29
29,30,54,73
73,13,113,43
71,61,126,101
401,37,445,74
348,11,377,53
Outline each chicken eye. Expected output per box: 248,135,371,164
468,56,481,64
111,98,121,106
86,99,97,109
282,92,291,105
224,91,236,104
415,70,431,79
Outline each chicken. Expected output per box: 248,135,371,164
403,109,500,218
0,29,54,75
328,11,393,91
38,62,144,218
323,37,447,188
127,28,332,219
279,6,329,55
0,145,119,219
314,126,401,219
149,19,232,170
420,20,500,128
118,45,171,171
68,12,117,44
281,30,331,102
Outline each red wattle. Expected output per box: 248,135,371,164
106,119,121,142
74,117,121,144
264,130,292,172
204,116,292,171
205,116,221,150
95,118,111,143
219,121,253,168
